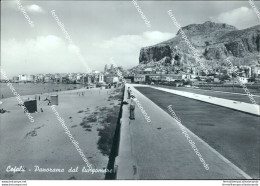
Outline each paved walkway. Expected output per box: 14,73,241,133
153,85,260,104
150,86,260,116
115,84,251,179
191,87,260,97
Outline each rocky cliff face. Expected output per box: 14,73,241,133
139,21,260,67
139,45,172,64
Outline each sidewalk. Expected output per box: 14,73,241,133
115,84,251,179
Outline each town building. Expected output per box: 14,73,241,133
134,74,145,83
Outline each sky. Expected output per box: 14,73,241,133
1,0,260,77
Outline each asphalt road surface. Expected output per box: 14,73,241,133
135,86,260,179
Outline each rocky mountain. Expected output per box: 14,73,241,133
138,21,260,70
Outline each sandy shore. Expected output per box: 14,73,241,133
0,87,122,180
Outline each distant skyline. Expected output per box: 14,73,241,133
1,0,260,77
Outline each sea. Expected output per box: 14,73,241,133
0,83,85,99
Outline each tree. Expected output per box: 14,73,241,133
219,74,230,81
201,71,207,76
248,77,255,82
206,78,213,83
183,80,192,85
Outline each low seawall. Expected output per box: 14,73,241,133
113,85,137,179
105,87,125,179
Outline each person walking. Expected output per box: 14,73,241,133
127,87,131,99
129,98,135,120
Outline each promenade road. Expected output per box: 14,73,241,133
116,84,252,179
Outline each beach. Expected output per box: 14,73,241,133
0,86,123,180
